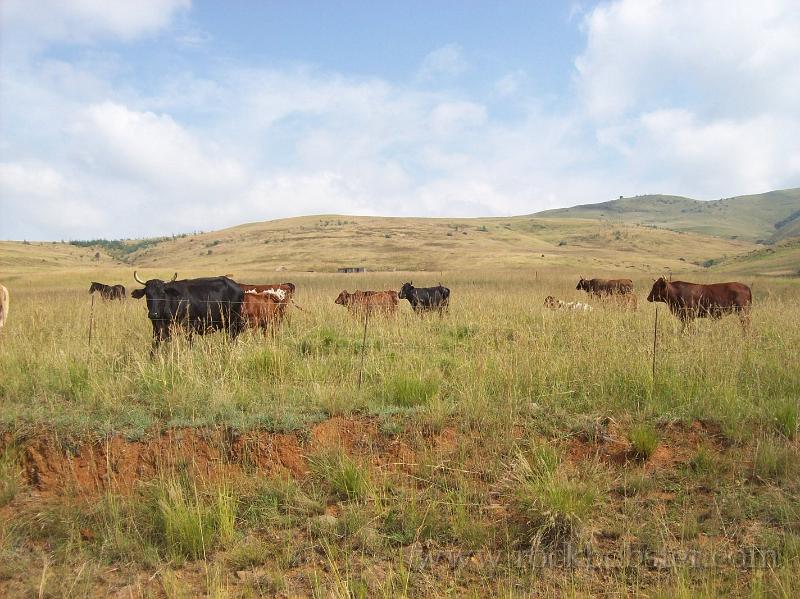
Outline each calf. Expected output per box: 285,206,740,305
335,290,398,315
544,296,593,312
576,277,633,297
241,287,288,332
647,277,752,329
89,281,126,300
398,282,450,315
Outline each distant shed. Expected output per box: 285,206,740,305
337,266,366,273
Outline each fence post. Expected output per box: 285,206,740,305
651,304,659,389
88,293,95,349
357,305,370,389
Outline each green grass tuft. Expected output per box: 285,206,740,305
628,423,660,460
309,450,371,502
382,375,439,408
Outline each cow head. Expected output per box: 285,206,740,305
576,277,590,292
647,277,669,303
89,282,101,294
334,290,351,306
544,296,558,309
131,271,178,320
398,282,413,299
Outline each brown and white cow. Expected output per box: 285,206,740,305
334,290,398,315
647,277,752,329
238,284,292,333
576,277,633,297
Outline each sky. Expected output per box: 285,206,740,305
2,1,799,240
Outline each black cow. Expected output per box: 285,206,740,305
398,281,450,315
131,271,245,351
89,282,126,300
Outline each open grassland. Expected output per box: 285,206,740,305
1,267,798,597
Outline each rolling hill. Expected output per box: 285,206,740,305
534,188,800,243
3,188,799,279
0,215,758,280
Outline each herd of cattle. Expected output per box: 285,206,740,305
89,274,454,348
0,274,753,343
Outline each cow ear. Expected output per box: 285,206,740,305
131,288,145,299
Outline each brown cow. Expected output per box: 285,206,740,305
238,284,291,333
334,290,398,315
646,277,752,329
577,277,634,296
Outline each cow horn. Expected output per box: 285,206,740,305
169,272,177,282
133,271,145,285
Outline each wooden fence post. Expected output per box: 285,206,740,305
357,305,370,389
88,293,95,349
651,305,659,388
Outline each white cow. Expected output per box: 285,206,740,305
544,295,593,312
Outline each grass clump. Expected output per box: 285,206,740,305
149,478,238,560
771,399,798,439
628,423,660,460
505,449,597,547
382,374,439,408
0,447,21,507
309,450,371,501
753,437,797,483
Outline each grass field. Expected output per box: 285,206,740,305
1,260,798,596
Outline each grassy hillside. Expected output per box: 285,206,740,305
708,238,800,278
4,215,754,279
535,188,800,243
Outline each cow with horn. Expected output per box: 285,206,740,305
131,271,245,351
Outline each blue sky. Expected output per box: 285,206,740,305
2,0,799,240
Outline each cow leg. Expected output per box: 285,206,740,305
738,306,752,331
150,323,169,356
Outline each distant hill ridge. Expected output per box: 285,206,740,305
534,187,800,244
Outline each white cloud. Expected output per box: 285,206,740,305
2,0,800,240
0,162,106,238
71,102,245,194
0,0,190,44
494,71,525,97
576,0,800,198
576,0,800,119
417,44,468,80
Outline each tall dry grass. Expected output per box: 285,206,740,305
0,270,797,439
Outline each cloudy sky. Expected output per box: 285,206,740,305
2,0,799,240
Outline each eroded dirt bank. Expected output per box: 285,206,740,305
5,416,726,497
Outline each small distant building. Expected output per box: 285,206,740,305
337,266,366,273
